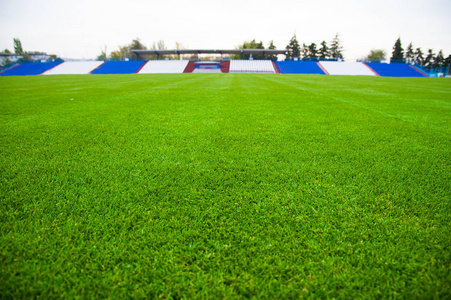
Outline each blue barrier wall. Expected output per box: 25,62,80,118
0,61,62,76
365,63,426,77
276,61,326,75
91,61,147,74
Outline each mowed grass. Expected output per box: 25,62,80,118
1,73,450,298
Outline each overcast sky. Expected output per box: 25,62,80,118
1,0,450,61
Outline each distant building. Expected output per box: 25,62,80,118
0,51,55,66
0,52,23,65
27,52,51,61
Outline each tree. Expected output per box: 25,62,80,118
366,49,386,61
130,38,147,51
97,46,107,60
405,42,414,63
110,45,130,60
318,41,329,59
414,47,424,65
391,38,404,61
286,34,301,60
329,33,343,59
445,55,451,68
423,49,435,68
434,50,444,68
13,38,23,55
232,39,265,59
308,43,318,58
301,43,309,59
3,49,11,53
267,40,278,61
243,39,265,59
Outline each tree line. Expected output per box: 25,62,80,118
100,34,345,61
390,38,450,69
1,38,58,65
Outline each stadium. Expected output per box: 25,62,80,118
0,48,443,77
1,1,451,298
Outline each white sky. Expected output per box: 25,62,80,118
1,0,450,61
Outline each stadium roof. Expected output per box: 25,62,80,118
132,49,287,57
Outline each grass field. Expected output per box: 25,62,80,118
1,74,450,298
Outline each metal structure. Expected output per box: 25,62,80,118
131,49,287,60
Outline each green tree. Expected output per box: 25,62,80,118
414,48,424,65
423,49,435,68
130,38,147,51
434,50,444,68
366,49,386,61
405,42,414,63
318,41,329,59
391,38,404,61
308,43,318,58
13,38,23,55
3,49,11,53
301,43,309,59
110,45,130,60
286,34,300,60
267,40,278,61
97,46,107,60
445,54,451,67
329,33,343,59
245,39,265,59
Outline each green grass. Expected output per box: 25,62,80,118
1,74,450,298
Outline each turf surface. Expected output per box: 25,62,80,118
1,74,450,298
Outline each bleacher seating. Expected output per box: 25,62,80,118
0,61,62,76
91,61,147,74
229,60,275,73
365,63,426,77
319,62,376,76
43,61,104,75
138,60,189,74
275,61,326,75
192,69,221,73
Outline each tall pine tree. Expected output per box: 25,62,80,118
267,40,278,61
405,43,414,63
423,49,435,68
434,50,444,68
391,38,404,61
329,33,343,60
308,43,318,58
301,43,309,59
414,48,424,65
318,41,329,59
286,35,301,60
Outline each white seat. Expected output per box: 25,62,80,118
230,60,275,73
138,60,189,73
318,62,376,76
43,61,104,75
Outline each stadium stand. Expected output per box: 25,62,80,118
192,69,221,73
365,63,427,77
275,61,326,75
319,62,376,76
0,61,63,76
90,61,147,74
220,61,230,73
229,60,275,73
43,61,104,75
138,60,189,74
183,62,195,73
